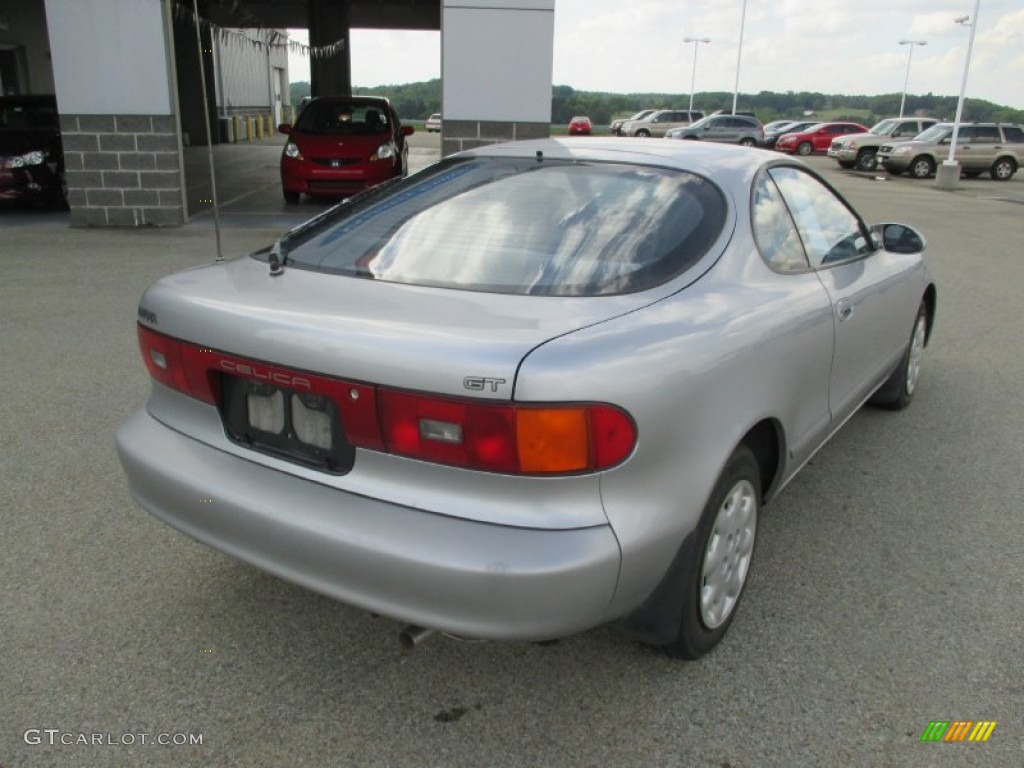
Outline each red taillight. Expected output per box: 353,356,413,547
378,389,635,475
137,325,218,404
137,325,636,475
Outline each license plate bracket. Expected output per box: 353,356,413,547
220,375,355,474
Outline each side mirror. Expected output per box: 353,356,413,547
401,125,415,137
873,223,926,255
278,124,292,135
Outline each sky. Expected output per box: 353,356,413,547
288,0,1024,110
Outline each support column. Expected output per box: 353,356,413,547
441,0,553,156
44,0,184,226
309,0,351,97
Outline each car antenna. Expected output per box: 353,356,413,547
536,150,543,162
268,239,285,277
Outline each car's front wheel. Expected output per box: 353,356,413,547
990,157,1017,181
662,445,760,659
739,137,757,147
910,156,935,179
855,149,878,171
635,129,651,137
870,302,928,410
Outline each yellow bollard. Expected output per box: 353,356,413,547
246,115,254,143
231,115,240,143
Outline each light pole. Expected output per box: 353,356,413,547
897,39,927,118
936,0,982,189
732,0,748,114
683,36,710,113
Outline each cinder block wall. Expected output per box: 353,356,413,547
61,114,184,227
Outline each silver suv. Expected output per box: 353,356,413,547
828,117,938,171
622,109,704,137
664,114,764,147
877,122,1024,180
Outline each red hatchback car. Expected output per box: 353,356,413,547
775,121,868,156
279,96,413,202
568,116,592,135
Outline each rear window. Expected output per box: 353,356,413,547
274,157,727,296
294,100,390,136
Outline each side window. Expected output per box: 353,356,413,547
752,172,809,273
973,126,1000,143
952,126,975,142
768,167,870,269
896,121,917,137
1002,126,1024,143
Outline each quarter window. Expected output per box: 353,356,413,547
752,172,808,273
767,167,870,268
1002,126,1024,143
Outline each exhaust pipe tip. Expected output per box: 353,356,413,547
398,625,436,653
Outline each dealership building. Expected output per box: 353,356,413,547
1,0,554,226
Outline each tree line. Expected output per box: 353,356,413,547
289,80,1024,126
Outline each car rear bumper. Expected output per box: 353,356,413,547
115,408,622,641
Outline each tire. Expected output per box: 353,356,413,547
990,157,1017,181
870,302,928,410
739,137,757,147
635,129,651,137
910,155,935,179
796,141,813,156
662,445,760,659
855,149,878,171
838,161,855,169
283,191,300,204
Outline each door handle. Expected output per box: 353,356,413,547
836,299,854,321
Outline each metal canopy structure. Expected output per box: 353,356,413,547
196,0,441,31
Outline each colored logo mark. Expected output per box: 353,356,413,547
920,721,997,742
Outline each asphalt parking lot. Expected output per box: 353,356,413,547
2,143,1022,767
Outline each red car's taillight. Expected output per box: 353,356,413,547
137,325,636,475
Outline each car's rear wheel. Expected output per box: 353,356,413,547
990,157,1017,181
283,191,300,204
739,137,757,147
910,156,935,179
855,149,878,171
635,129,651,137
870,302,928,410
796,141,813,156
662,445,760,659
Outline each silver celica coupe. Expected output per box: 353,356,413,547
117,138,935,659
